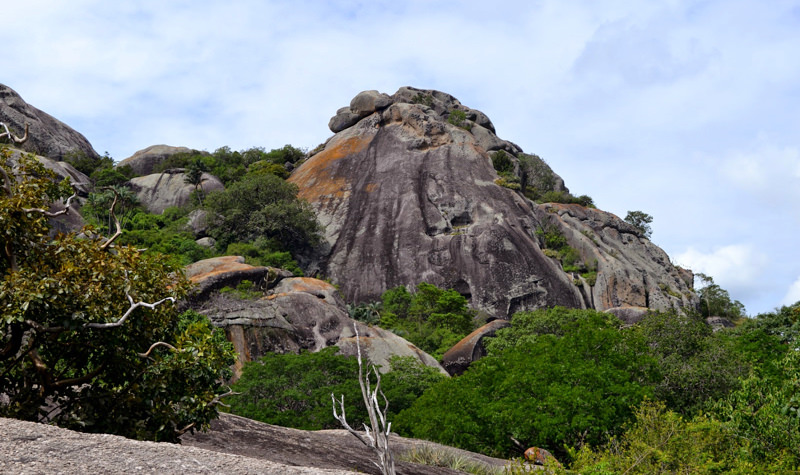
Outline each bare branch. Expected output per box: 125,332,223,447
0,122,29,144
22,191,77,218
99,187,122,250
137,341,178,358
175,422,196,436
84,294,175,329
332,323,396,475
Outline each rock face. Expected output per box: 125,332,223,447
129,169,224,214
183,413,509,475
118,144,202,176
0,416,358,475
185,257,446,379
290,87,697,317
0,413,508,475
0,84,99,161
534,203,696,312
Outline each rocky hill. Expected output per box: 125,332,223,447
289,87,697,317
0,84,99,161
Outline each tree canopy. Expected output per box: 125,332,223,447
0,149,235,441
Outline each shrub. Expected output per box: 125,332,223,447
379,283,476,359
447,109,472,130
491,150,515,175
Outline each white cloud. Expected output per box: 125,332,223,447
720,139,800,199
781,277,800,307
675,244,768,300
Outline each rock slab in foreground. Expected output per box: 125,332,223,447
0,416,355,475
183,413,510,475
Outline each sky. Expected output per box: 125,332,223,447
2,0,799,315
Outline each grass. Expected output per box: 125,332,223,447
399,444,504,475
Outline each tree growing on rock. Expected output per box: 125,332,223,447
624,210,653,239
0,148,235,442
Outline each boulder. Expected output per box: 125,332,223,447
706,316,735,331
0,84,99,161
0,416,358,475
440,319,510,376
117,144,201,176
195,237,216,248
186,209,211,237
327,90,393,134
185,255,290,302
329,107,362,133
186,257,446,379
289,88,698,317
128,170,223,214
523,447,560,467
349,90,393,116
605,306,651,325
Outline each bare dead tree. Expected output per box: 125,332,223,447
332,323,396,475
0,122,29,144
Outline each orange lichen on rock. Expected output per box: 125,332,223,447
288,134,373,204
281,276,337,294
185,256,255,284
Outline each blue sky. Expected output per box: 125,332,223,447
3,0,799,314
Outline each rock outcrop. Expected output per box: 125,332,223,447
0,84,99,161
533,203,696,312
0,413,510,475
440,319,510,376
290,87,697,317
129,169,224,214
186,257,446,379
183,412,509,475
118,144,202,176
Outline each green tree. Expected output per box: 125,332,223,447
695,273,746,320
184,158,209,205
624,210,653,239
632,310,750,415
0,150,235,441
381,356,448,418
396,309,657,459
203,172,320,253
228,347,368,430
378,283,476,359
711,348,800,467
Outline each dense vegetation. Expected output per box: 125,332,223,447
5,137,800,473
77,145,319,273
376,283,477,359
0,150,236,441
391,304,800,470
227,349,446,430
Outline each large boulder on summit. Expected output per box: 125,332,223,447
129,169,224,214
290,87,698,317
117,144,201,176
0,84,99,161
186,257,445,379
